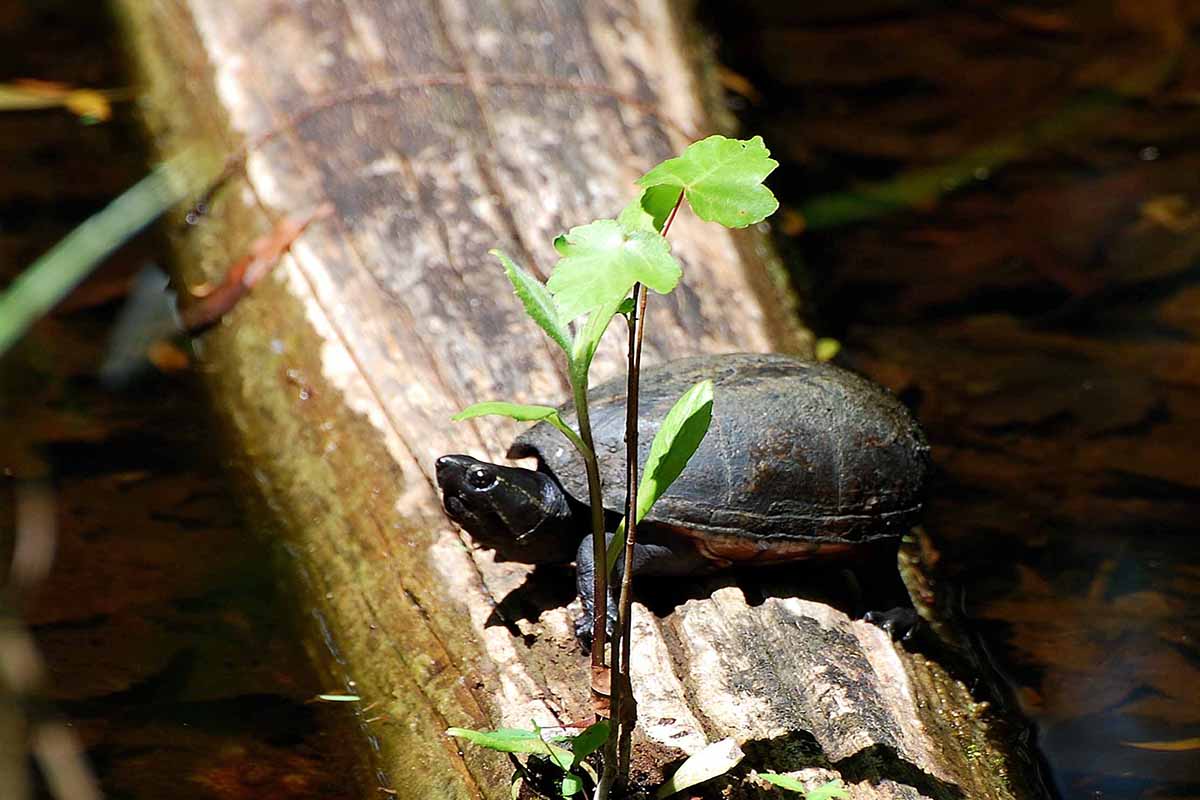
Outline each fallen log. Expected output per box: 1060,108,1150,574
113,1,1044,798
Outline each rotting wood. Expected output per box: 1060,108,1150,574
112,1,1044,798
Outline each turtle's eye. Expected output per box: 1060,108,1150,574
466,465,496,490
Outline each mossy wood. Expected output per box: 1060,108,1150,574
113,1,1041,798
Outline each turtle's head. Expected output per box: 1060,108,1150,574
435,454,577,564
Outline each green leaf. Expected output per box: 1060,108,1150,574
446,727,574,764
570,293,625,381
636,380,713,522
561,774,584,797
656,738,744,798
617,195,657,233
453,402,589,459
608,379,714,574
452,401,560,424
546,219,681,321
0,152,208,357
759,775,849,799
618,184,682,233
492,249,571,358
569,721,610,768
639,184,685,231
637,135,778,229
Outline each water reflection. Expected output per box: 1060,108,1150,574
703,2,1200,798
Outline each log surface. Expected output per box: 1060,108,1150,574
114,1,1038,798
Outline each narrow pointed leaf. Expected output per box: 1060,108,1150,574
452,401,560,424
637,380,713,522
492,249,571,357
638,135,778,228
453,402,587,457
547,219,680,321
446,727,574,764
656,738,744,798
569,721,610,767
609,379,713,574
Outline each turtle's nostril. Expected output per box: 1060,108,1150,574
435,455,464,485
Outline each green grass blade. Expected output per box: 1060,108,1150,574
0,153,204,357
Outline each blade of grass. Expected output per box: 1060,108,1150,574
0,153,205,357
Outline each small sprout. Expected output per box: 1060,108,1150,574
447,722,608,799
314,693,360,702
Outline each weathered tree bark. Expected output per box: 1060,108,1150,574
113,1,1043,798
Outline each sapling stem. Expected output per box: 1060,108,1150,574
572,381,608,674
603,190,686,793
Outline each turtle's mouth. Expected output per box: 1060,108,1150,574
443,494,468,522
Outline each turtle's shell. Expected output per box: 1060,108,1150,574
508,353,929,552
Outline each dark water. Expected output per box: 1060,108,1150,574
702,3,1200,799
1,3,357,798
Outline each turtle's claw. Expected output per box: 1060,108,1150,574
864,607,920,642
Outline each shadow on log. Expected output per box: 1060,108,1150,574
113,1,1045,798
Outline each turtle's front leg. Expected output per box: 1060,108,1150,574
574,533,619,648
573,533,705,648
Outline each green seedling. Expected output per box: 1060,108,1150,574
447,722,609,798
451,135,779,798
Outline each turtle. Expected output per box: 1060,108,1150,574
436,352,930,644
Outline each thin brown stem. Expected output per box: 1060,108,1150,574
605,189,686,789
573,383,607,674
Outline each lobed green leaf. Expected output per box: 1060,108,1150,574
638,135,778,229
492,249,572,358
546,219,681,321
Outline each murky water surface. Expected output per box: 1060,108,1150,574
1,4,357,798
704,3,1200,798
